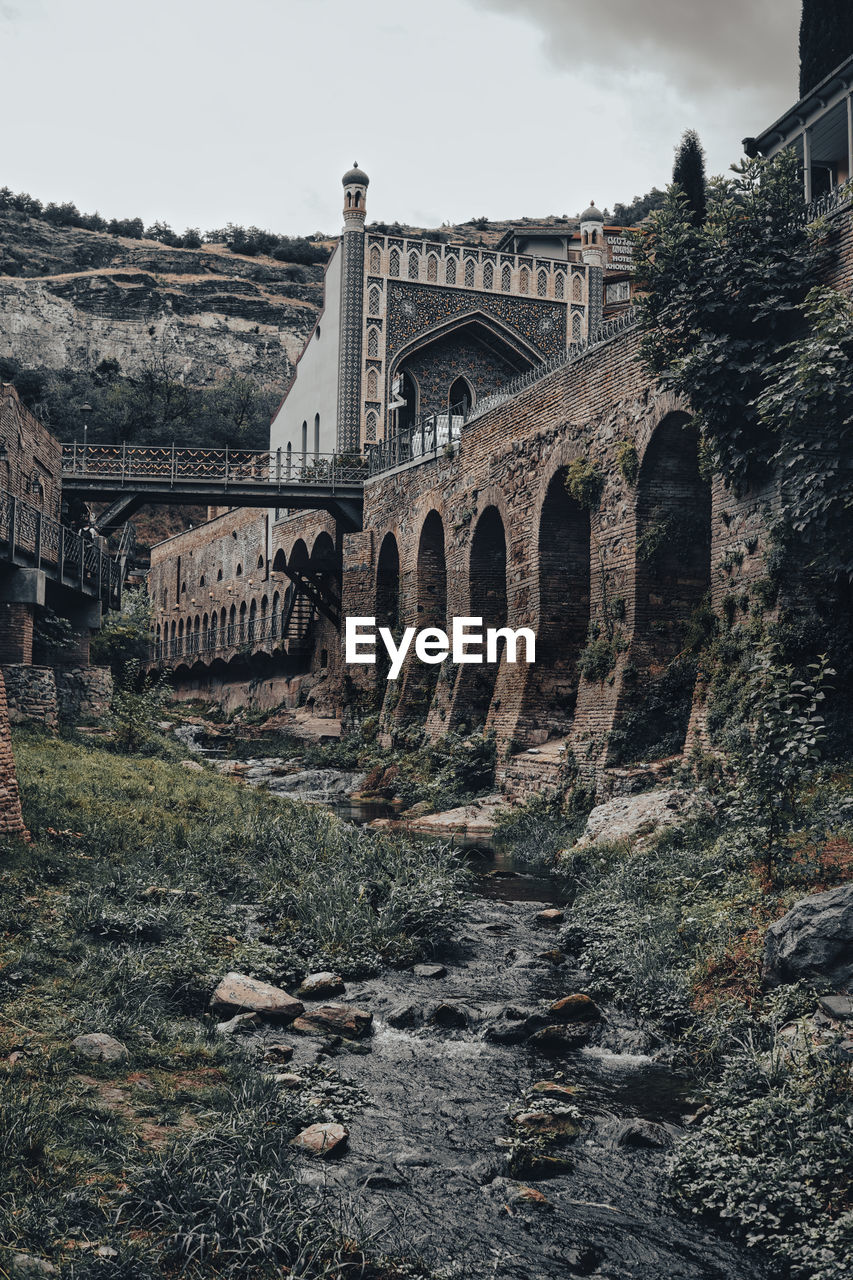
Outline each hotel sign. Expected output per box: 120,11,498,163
606,234,634,272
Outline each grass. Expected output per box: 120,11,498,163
0,726,467,1276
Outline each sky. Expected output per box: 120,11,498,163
0,0,802,235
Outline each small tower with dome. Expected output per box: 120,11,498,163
338,163,369,452
580,201,605,335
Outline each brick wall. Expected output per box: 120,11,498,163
0,602,34,664
0,384,62,518
0,670,28,840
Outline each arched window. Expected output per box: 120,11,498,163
314,412,320,456
445,255,457,285
482,262,493,290
572,273,583,302
572,312,583,342
301,420,307,464
368,286,381,315
239,601,247,641
248,598,257,641
257,554,264,569
366,368,378,399
389,247,400,277
464,258,476,287
367,327,379,358
369,244,381,273
286,441,292,477
519,266,530,293
501,263,512,291
427,253,438,281
449,376,473,416
365,410,378,442
217,567,222,580
199,574,205,587
554,271,565,299
271,591,280,637
537,269,548,297
407,252,419,280
236,563,242,576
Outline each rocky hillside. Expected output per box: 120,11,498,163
0,210,330,390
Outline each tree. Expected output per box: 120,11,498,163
672,129,707,226
799,0,853,97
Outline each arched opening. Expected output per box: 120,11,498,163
228,603,236,645
301,421,308,467
271,591,280,639
177,618,184,655
375,532,400,688
239,601,247,642
396,370,419,434
448,376,473,417
248,599,257,643
616,414,711,763
314,413,320,457
520,470,590,737
272,548,287,573
454,505,507,730
286,441,292,478
397,512,446,721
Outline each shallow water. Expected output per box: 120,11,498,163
186,733,770,1278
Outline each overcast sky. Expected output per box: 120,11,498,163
0,0,801,235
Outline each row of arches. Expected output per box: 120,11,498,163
368,241,585,304
373,413,711,760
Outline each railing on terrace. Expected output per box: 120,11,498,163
0,486,122,606
151,598,316,665
801,178,853,224
367,308,638,477
61,444,368,489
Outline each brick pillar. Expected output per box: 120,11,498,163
0,670,29,841
0,602,34,664
340,530,375,707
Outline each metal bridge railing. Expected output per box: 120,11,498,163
0,486,122,607
367,308,638,477
61,444,368,489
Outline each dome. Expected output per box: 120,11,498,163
580,200,604,222
342,162,369,187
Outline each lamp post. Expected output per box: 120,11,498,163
80,404,92,472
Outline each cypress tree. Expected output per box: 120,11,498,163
799,0,853,97
672,130,707,227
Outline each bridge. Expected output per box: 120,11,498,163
61,444,366,534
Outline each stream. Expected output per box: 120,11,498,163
181,729,772,1279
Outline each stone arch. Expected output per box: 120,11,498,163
369,244,381,273
272,548,287,573
571,312,582,342
572,273,583,302
248,598,257,642
519,266,529,293
519,466,590,738
427,253,438,281
407,251,419,280
464,257,476,287
367,327,380,358
389,247,400,277
366,368,378,399
537,269,548,297
615,412,712,763
396,510,447,723
445,255,457,285
501,263,511,291
375,531,400,688
554,271,565,299
451,504,508,731
239,601,247,641
482,261,494,290
449,376,473,415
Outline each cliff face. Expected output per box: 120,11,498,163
0,211,328,390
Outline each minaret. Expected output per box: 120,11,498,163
337,163,369,454
580,200,605,337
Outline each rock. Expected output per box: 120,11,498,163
819,994,853,1021
576,788,712,850
549,994,601,1022
615,1119,672,1149
529,1023,594,1051
536,949,566,965
263,1043,294,1063
180,759,204,772
512,1108,581,1138
535,908,565,928
296,972,345,1000
8,1257,59,1279
8,1257,58,1278
291,1004,373,1039
210,972,304,1021
386,1003,421,1029
515,1185,552,1207
532,1081,577,1099
413,963,447,979
430,1002,469,1029
215,1012,262,1035
270,1072,304,1088
762,883,853,990
71,1033,128,1062
290,1121,348,1158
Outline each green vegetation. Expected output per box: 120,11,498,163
671,128,707,227
0,354,280,451
90,588,153,674
799,0,853,97
564,458,604,509
0,727,466,1275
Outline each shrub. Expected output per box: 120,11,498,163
565,458,604,509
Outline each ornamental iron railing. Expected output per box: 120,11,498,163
0,486,122,606
61,444,368,489
151,592,315,665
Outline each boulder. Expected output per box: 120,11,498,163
512,1108,581,1139
215,1012,262,1035
762,883,853,990
386,1003,421,1029
290,1121,348,1158
291,1004,373,1039
8,1256,58,1278
534,908,564,928
819,994,853,1021
532,1081,577,1099
296,972,345,1000
263,1043,294,1063
413,963,447,979
515,1185,552,1207
71,1033,128,1062
210,973,303,1021
430,1002,469,1029
615,1119,672,1149
549,994,601,1023
536,949,566,965
529,1023,594,1051
575,788,711,850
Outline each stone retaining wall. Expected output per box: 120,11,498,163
2,664,58,730
0,670,29,840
